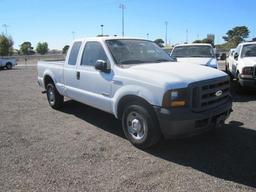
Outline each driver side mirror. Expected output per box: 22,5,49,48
234,52,239,60
95,60,111,73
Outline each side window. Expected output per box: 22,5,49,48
81,42,108,66
68,41,82,65
236,45,241,55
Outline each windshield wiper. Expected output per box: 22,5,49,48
154,59,171,63
119,60,147,64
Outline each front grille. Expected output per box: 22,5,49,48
191,77,230,112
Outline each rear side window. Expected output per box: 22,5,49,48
68,41,82,65
81,42,108,66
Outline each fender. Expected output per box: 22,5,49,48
112,84,163,118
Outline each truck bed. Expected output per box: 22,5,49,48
37,60,65,90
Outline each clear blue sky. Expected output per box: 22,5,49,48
0,0,255,50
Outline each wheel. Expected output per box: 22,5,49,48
6,63,12,70
46,83,64,109
122,102,161,149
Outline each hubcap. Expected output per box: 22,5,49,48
126,112,147,140
47,87,55,105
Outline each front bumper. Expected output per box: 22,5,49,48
239,78,256,88
154,100,232,138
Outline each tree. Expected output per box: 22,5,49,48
20,41,33,55
36,42,48,55
193,40,202,43
62,45,70,54
154,38,164,47
0,34,14,56
222,26,249,47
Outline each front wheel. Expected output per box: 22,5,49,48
122,102,161,149
46,83,64,109
6,63,12,70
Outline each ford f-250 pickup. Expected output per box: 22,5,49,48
37,37,232,148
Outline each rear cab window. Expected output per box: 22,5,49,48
68,41,82,65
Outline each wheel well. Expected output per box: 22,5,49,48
6,62,12,65
44,75,54,88
117,95,154,119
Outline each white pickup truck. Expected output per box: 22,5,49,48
170,43,218,68
0,58,17,69
37,37,232,148
225,42,256,88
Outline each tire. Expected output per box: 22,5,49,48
6,63,12,70
46,83,64,109
122,101,161,149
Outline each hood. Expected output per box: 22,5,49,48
240,57,256,67
176,57,215,66
116,62,227,90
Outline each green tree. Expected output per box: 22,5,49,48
193,40,202,43
62,45,70,54
0,34,14,56
154,38,164,47
223,26,249,47
20,41,33,55
201,38,214,46
36,42,48,55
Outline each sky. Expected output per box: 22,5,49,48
0,0,255,50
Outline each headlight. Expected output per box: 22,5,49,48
162,88,188,108
241,67,253,76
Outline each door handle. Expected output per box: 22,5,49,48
76,71,80,80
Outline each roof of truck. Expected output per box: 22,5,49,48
238,41,256,46
73,36,147,42
174,43,213,47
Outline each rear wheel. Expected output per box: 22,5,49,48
122,102,161,149
46,83,64,109
6,63,12,70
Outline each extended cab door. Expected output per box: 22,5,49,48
75,41,113,113
64,41,82,99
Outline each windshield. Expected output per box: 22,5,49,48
171,45,214,58
106,39,173,65
241,44,256,58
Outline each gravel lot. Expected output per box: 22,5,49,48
0,64,256,192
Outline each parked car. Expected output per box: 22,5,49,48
0,58,17,69
170,43,218,68
225,48,236,72
226,42,256,88
37,37,232,148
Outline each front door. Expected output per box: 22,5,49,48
76,41,113,113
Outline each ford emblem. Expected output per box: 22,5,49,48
215,90,223,97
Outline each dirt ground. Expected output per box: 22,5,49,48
0,64,256,192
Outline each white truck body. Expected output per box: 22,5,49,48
170,43,218,69
226,42,256,88
37,37,232,148
0,58,17,69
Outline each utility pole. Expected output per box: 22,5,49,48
165,21,168,46
186,29,188,43
2,24,9,35
100,24,104,36
119,4,126,37
146,33,149,40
